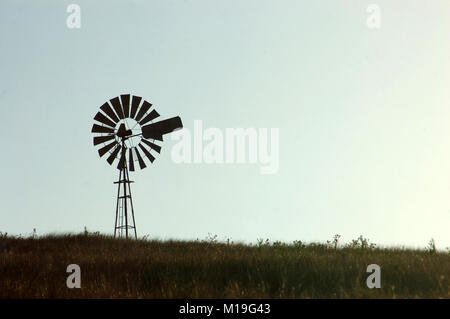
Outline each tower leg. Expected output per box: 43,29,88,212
114,169,122,238
125,166,137,239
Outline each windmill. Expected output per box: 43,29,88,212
91,94,183,239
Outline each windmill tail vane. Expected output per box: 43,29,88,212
91,94,183,239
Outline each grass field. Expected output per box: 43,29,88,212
0,232,448,298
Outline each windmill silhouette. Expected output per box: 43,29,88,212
91,94,183,239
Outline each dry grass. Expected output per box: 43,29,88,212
0,233,448,298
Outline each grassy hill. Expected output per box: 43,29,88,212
0,232,448,298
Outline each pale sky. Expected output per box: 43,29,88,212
1,1,449,249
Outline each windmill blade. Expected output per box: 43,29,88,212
135,100,152,122
117,147,126,170
120,94,130,118
100,102,119,123
93,134,115,146
110,96,125,119
130,95,142,119
94,112,116,128
139,143,155,163
128,148,135,171
134,148,147,169
141,139,161,153
92,124,115,134
107,145,121,165
98,141,118,157
139,109,160,125
141,116,183,140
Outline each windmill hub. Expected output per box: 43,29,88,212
114,119,142,146
91,94,183,239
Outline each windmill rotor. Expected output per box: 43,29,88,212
91,94,183,239
91,94,183,170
